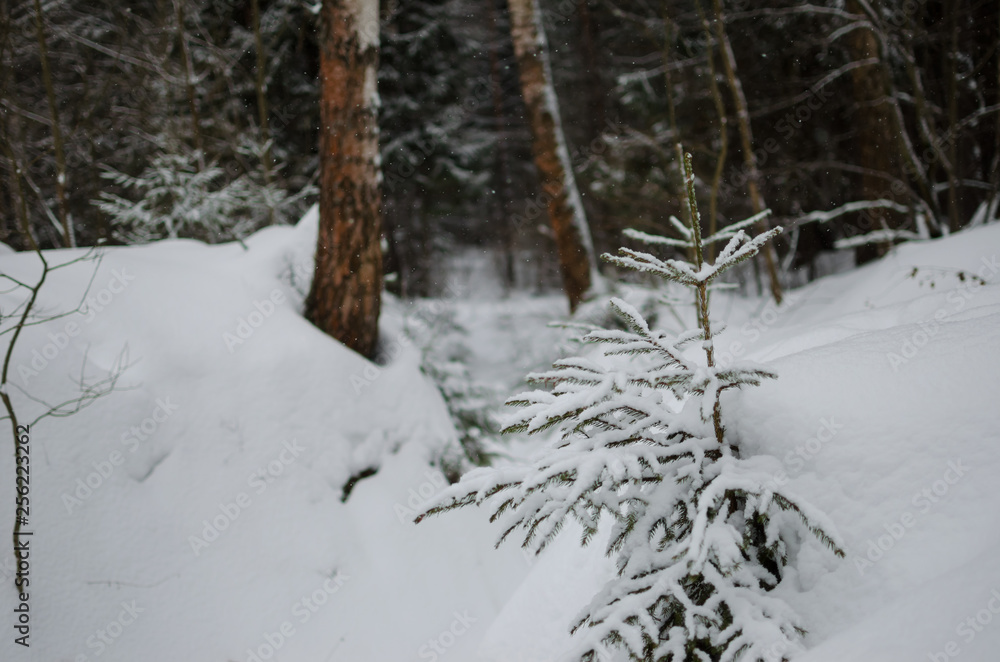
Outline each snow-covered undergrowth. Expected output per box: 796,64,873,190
0,207,998,661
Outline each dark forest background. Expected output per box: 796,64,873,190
2,0,998,297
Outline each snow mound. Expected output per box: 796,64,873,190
0,209,528,662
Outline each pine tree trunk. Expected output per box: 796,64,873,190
845,0,904,261
507,0,596,312
306,0,382,359
846,0,940,236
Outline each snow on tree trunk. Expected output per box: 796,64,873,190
507,0,597,313
307,0,383,359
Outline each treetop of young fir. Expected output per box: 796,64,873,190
608,212,781,287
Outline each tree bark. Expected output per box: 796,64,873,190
488,0,516,290
507,0,597,312
306,0,383,359
946,0,961,232
711,0,782,303
695,0,727,262
845,0,905,260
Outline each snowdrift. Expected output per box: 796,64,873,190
0,212,998,661
0,209,528,662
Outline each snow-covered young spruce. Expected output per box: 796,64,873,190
96,146,288,243
418,151,844,662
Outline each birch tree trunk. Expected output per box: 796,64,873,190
306,0,383,359
507,0,597,312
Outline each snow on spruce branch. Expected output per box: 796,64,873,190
417,149,843,662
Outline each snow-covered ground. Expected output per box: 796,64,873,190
1,210,998,661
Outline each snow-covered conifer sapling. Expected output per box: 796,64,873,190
418,149,844,662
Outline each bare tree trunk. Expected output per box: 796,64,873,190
662,3,696,272
661,2,679,141
695,0,727,262
845,0,906,260
488,0,516,290
946,0,961,232
507,0,597,312
32,0,73,247
711,0,782,304
0,1,16,246
306,0,383,359
578,0,605,137
0,129,29,245
848,0,941,234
